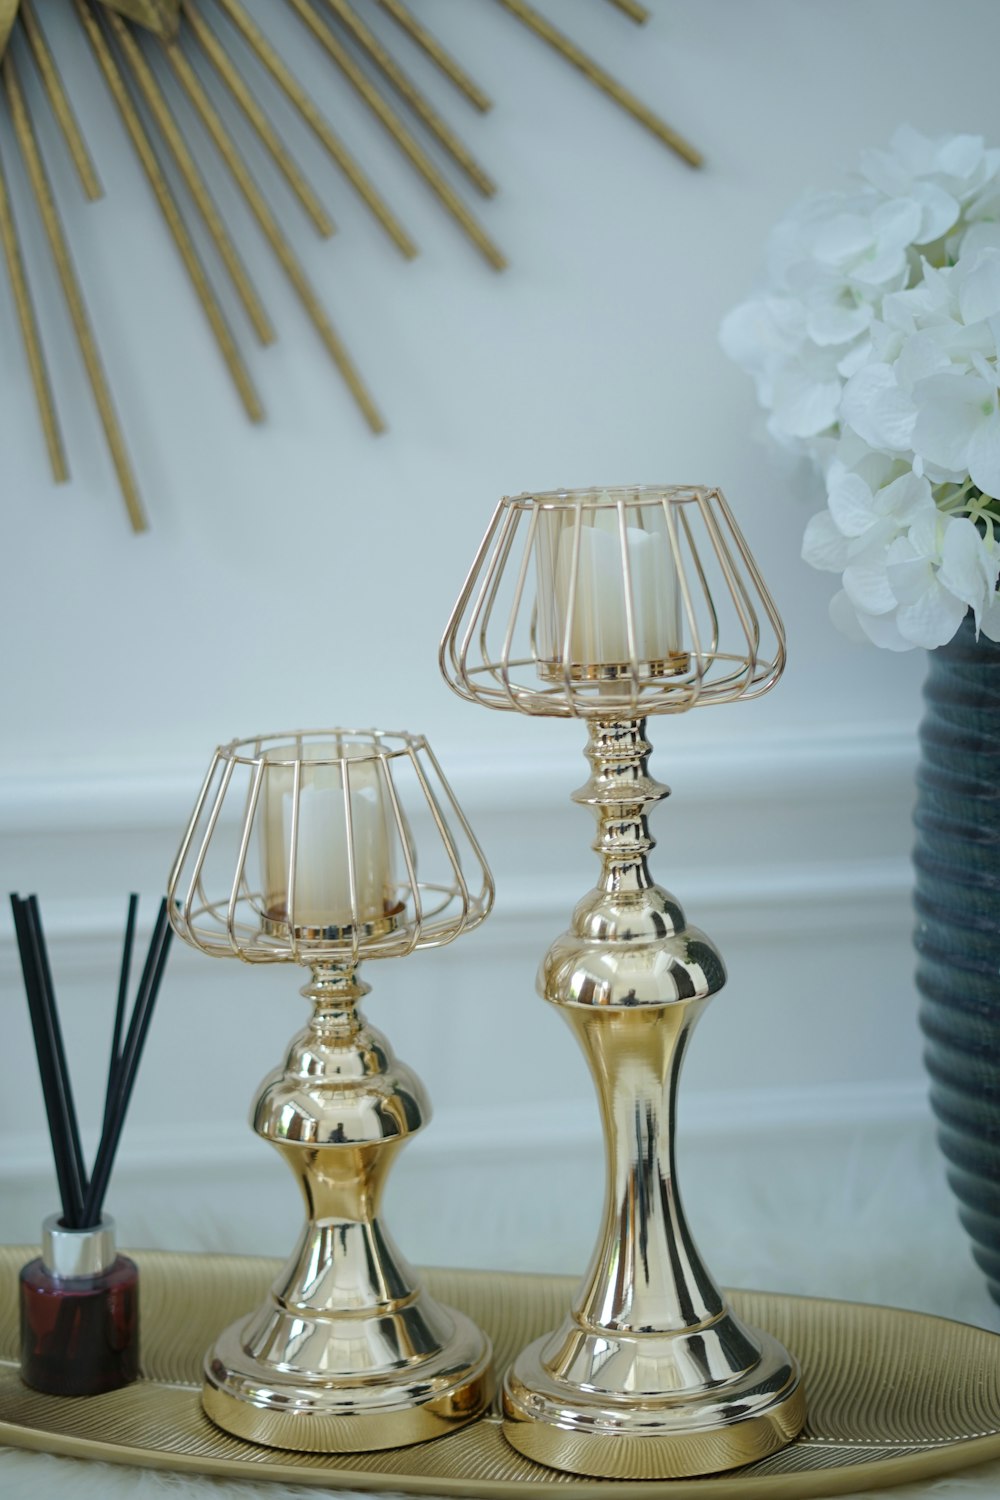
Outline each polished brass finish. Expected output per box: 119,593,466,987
212,0,418,260
536,652,691,683
0,132,67,483
3,46,147,530
441,486,785,721
374,0,492,113
180,0,334,238
319,0,496,198
503,719,804,1476
441,487,799,1477
169,728,493,965
284,0,505,270
2,1248,1000,1497
494,0,703,168
20,1,102,200
74,0,263,423
168,729,494,1452
160,35,384,433
201,963,494,1452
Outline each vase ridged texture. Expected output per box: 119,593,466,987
916,613,1000,1301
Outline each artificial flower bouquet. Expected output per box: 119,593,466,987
722,127,1000,651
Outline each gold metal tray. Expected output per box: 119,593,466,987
2,1245,1000,1497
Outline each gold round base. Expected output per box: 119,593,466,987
502,1329,805,1480
202,1308,494,1454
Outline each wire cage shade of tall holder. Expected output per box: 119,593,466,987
440,487,806,1479
167,728,495,1452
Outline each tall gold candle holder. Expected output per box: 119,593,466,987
167,728,495,1453
440,486,806,1479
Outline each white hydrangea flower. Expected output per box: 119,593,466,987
859,127,1000,245
839,240,1000,463
804,463,1000,651
913,364,1000,494
721,128,1000,652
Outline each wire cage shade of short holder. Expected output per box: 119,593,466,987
168,728,492,964
440,487,804,1481
166,728,495,1455
440,485,785,718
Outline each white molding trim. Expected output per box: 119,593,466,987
0,723,917,832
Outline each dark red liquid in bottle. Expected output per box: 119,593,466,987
19,1253,140,1396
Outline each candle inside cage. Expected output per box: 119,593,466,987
536,496,682,672
261,746,395,932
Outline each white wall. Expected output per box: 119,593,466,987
2,0,997,1263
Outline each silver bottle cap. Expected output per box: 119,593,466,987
41,1213,117,1278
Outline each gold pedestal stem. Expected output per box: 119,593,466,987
502,719,804,1479
202,962,494,1452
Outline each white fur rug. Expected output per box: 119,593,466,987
4,1115,1000,1499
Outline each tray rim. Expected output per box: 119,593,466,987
3,1249,1000,1500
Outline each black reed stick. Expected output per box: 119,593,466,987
82,899,173,1228
27,896,89,1213
103,894,139,1137
11,891,172,1231
10,896,86,1228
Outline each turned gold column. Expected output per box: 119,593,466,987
204,963,493,1451
502,720,803,1477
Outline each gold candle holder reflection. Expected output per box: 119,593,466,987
167,728,495,1453
441,486,805,1480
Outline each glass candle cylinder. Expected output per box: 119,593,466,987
19,1214,139,1396
535,492,682,674
260,742,397,935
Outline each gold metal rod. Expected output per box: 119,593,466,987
2,50,147,529
494,0,702,168
103,8,274,347
210,0,417,259
320,0,495,197
0,120,69,481
180,0,334,238
72,0,263,421
373,0,491,113
604,0,650,23
0,0,18,57
284,0,505,269
19,1,102,199
102,0,181,41
162,37,384,433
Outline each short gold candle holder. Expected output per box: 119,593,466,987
441,486,806,1479
167,728,495,1453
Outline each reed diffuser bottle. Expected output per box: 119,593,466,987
19,1216,138,1397
11,893,172,1396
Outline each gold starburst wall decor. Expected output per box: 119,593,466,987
0,1,701,532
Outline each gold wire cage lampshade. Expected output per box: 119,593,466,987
168,727,493,964
440,484,786,719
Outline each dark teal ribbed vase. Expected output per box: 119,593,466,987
916,613,1000,1302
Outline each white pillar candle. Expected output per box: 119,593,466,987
543,498,680,668
262,751,393,930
